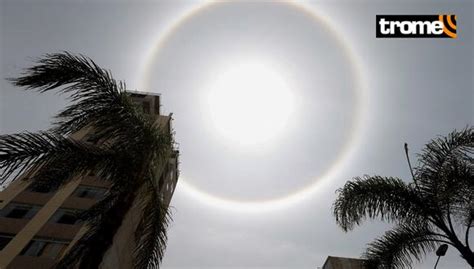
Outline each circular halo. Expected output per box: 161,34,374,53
139,1,367,213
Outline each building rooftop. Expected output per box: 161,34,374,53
127,90,161,97
322,256,367,269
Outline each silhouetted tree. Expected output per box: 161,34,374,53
0,52,176,268
334,128,474,268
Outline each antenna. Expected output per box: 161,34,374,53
404,143,416,182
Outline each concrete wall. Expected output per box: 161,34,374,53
322,256,367,269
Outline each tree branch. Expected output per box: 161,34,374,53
466,216,473,250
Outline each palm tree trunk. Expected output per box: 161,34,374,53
449,235,474,268
459,247,474,268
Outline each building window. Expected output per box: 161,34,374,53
72,186,107,200
26,183,58,193
0,203,40,219
20,238,69,259
0,234,14,250
49,209,82,225
142,101,151,114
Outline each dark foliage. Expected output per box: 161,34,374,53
334,127,474,268
2,52,175,268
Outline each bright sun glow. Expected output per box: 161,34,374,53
204,61,295,149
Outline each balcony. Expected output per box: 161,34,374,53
37,223,82,241
11,192,52,206
8,255,55,269
0,217,28,234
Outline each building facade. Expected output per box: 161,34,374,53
0,93,179,269
322,256,367,269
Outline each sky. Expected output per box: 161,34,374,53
1,0,473,268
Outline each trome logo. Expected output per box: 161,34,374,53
376,15,457,38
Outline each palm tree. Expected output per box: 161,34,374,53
0,52,177,268
333,128,474,268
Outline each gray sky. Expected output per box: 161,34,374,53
1,0,473,268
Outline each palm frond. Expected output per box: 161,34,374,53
9,52,150,149
415,127,474,199
0,132,115,185
9,52,117,94
133,181,172,269
7,52,178,269
363,224,442,269
55,126,171,268
78,190,119,222
56,189,136,269
334,128,474,267
9,52,121,133
333,176,428,231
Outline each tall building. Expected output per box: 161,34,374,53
0,93,179,269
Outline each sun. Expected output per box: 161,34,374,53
203,60,296,149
